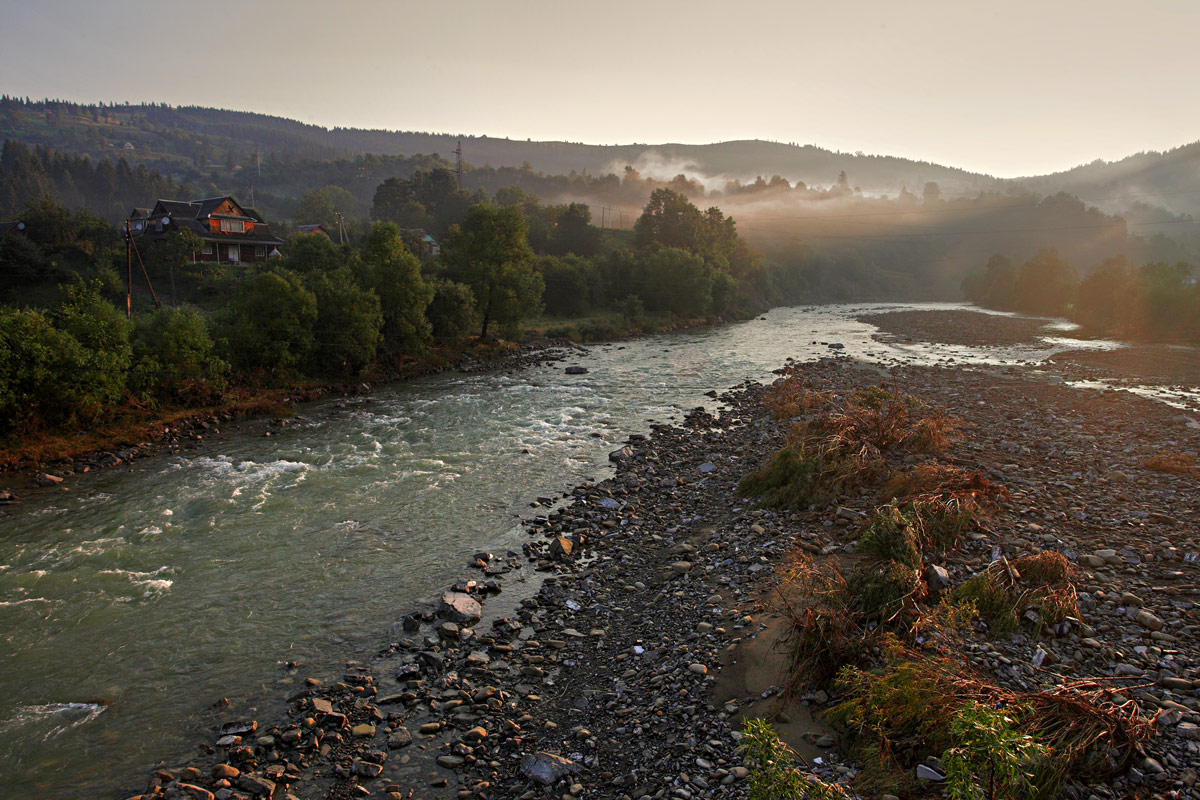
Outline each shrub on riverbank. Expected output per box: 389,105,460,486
827,640,1148,799
740,718,847,800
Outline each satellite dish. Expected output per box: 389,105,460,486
16,222,25,231
162,217,170,225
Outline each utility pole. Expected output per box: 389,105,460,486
601,203,612,231
125,221,133,318
335,211,346,244
454,140,464,189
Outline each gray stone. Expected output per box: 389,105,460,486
387,727,412,748
925,564,951,592
235,774,276,797
520,751,581,785
1135,610,1163,631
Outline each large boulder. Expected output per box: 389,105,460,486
440,591,482,624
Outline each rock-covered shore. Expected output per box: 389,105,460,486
122,310,1200,800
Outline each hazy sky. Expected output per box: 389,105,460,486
2,0,1198,178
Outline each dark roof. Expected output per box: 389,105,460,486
296,224,330,236
129,207,151,219
132,197,284,246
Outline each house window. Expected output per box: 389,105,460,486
227,244,240,262
220,218,245,233
201,243,213,255
255,245,266,259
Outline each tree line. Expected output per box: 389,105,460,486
0,180,779,438
963,249,1200,341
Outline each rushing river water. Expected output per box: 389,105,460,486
0,302,1192,799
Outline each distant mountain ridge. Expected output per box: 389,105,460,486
0,98,1000,196
2,97,1199,217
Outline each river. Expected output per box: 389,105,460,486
0,302,1184,799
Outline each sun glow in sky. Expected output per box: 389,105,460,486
3,0,1199,178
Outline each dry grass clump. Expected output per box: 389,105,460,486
776,555,869,687
817,386,960,456
740,386,960,511
883,463,1010,508
848,560,927,624
764,369,835,420
736,427,885,509
826,639,1152,798
1142,450,1198,477
954,555,1079,634
1013,551,1073,585
858,496,983,562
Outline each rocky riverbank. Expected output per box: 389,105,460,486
121,309,1199,800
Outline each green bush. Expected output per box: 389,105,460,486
740,719,845,800
223,268,318,378
360,222,434,356
130,306,228,405
0,308,102,432
306,267,382,377
425,277,476,343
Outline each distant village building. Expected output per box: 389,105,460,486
127,197,285,264
402,228,440,258
295,224,331,239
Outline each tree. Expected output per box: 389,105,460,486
1072,255,1132,336
141,228,203,278
425,277,476,343
371,168,472,236
283,232,346,274
1133,261,1197,340
962,254,1017,310
129,306,228,404
0,231,51,289
305,267,382,376
296,185,362,228
536,255,594,316
441,204,544,338
634,188,702,251
360,222,434,355
1014,248,1075,316
38,280,132,425
922,182,942,203
225,269,317,377
547,202,602,257
640,247,715,317
0,308,93,432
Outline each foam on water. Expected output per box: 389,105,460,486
0,702,107,740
